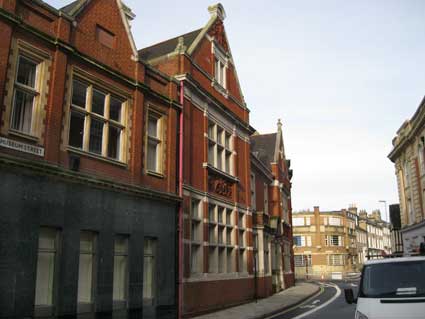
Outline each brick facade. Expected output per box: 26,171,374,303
0,1,180,318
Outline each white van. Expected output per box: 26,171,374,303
344,256,425,319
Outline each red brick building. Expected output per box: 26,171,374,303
0,1,180,318
0,1,294,318
140,4,294,316
250,121,295,294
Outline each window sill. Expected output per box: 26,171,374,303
147,170,165,179
8,129,39,143
203,163,239,183
67,146,128,168
211,80,229,98
34,305,54,317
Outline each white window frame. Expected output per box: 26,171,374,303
207,121,233,175
327,254,344,266
77,231,97,314
329,217,341,226
68,77,127,162
113,235,129,309
292,217,305,227
34,227,59,317
143,238,156,305
146,109,165,174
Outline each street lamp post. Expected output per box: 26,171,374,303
379,200,388,222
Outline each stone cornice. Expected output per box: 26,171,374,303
0,153,181,204
389,96,425,161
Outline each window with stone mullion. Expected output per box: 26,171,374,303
69,79,124,160
11,55,39,134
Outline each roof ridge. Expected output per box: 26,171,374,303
138,28,203,53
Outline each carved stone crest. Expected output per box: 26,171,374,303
209,177,232,198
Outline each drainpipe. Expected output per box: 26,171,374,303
177,80,184,319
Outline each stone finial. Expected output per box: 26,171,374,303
208,3,226,20
175,36,187,53
277,119,282,132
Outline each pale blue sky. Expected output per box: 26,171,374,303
48,0,425,218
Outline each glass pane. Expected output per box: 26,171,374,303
80,232,94,253
144,239,154,255
69,111,85,148
226,154,231,174
143,256,154,299
38,228,57,250
114,236,128,254
147,139,158,171
11,89,33,133
108,126,121,159
78,253,93,303
148,116,158,138
72,80,88,108
17,56,36,87
208,143,214,165
89,119,103,154
113,255,127,301
35,252,55,306
92,90,105,115
217,149,223,170
110,97,122,122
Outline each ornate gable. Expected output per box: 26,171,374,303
208,19,229,52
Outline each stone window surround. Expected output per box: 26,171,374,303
145,105,167,177
61,67,132,166
1,38,51,145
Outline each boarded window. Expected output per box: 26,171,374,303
96,25,116,49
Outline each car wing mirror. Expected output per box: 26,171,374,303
344,288,357,304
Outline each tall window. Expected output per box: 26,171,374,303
146,111,164,174
11,55,39,134
143,238,156,303
282,191,289,223
35,228,58,314
264,235,270,275
250,173,256,210
206,204,236,274
207,121,233,174
214,58,226,88
283,243,291,272
69,79,126,161
113,236,128,308
263,184,269,214
191,199,202,274
78,232,96,312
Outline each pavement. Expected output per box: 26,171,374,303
192,282,320,319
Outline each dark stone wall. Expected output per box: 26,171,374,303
0,168,177,318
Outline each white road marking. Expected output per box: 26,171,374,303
300,305,316,309
290,283,342,319
312,300,320,305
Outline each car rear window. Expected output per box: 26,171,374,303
360,261,425,298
